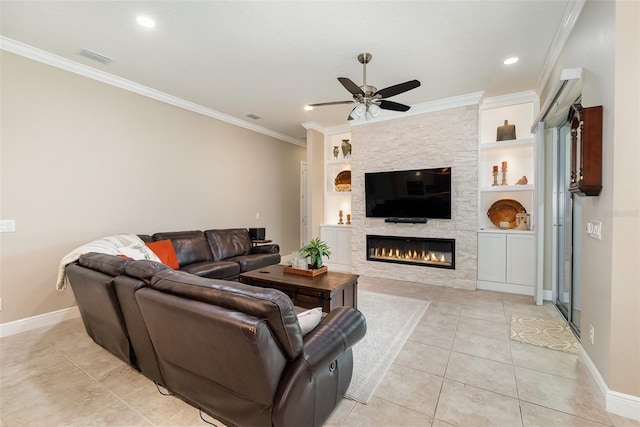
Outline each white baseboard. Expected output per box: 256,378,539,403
543,290,553,301
0,306,80,338
578,345,640,421
476,280,534,296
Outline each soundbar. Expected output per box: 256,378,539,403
384,217,428,224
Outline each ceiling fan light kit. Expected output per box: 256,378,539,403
309,52,421,122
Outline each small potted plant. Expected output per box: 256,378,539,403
299,237,332,270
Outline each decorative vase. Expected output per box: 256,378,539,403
341,139,351,158
497,120,517,141
332,146,339,159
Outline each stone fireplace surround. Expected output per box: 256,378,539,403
349,104,479,290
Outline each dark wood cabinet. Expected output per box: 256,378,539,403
568,103,603,196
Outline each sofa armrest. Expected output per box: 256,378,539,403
251,243,280,255
272,307,366,427
301,307,366,369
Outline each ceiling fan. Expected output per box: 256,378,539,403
308,53,421,121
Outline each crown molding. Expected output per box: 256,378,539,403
303,92,484,133
480,90,539,110
535,0,586,96
0,37,304,147
302,122,351,136
349,91,485,127
301,122,325,133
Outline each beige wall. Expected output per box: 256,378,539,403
305,128,325,240
540,0,639,397
0,51,305,324
609,0,640,397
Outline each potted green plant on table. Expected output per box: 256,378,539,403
299,237,332,269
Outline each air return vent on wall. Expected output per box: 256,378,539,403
79,48,114,65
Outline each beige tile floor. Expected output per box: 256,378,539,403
1,276,638,427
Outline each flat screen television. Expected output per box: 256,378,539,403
365,167,452,219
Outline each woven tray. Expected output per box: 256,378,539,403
487,199,525,229
283,265,328,276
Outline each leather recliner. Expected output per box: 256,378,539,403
66,253,367,427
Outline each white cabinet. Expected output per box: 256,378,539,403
506,233,535,286
477,232,535,295
478,233,507,283
320,225,351,271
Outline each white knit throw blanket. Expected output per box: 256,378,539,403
56,234,160,291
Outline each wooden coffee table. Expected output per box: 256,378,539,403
239,264,358,313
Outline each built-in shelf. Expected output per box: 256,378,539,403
324,132,352,226
477,94,538,296
326,159,351,165
478,229,535,235
480,137,534,150
480,184,534,192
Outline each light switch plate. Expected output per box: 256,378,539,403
0,220,16,233
586,220,601,240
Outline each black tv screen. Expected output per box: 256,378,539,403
365,167,452,219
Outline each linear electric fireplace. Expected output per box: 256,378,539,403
366,235,455,269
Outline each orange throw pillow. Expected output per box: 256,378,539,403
145,240,179,269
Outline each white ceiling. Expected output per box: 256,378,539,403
1,1,570,144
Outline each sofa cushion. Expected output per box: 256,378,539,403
145,240,179,269
78,252,129,276
149,269,303,360
137,234,153,243
180,260,240,279
204,229,252,261
124,259,170,284
152,231,213,267
227,253,281,273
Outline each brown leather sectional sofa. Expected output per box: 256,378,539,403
139,228,281,280
65,231,366,427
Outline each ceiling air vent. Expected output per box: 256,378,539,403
246,113,261,120
79,49,114,65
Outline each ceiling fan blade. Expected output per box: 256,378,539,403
338,77,365,96
308,100,356,107
379,100,411,112
374,79,421,99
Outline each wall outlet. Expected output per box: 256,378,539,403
589,324,595,344
0,220,16,233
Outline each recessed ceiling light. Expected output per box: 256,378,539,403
503,57,519,65
136,15,156,28
304,105,313,111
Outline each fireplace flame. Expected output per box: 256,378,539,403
370,246,450,266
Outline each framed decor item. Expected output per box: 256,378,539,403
568,103,603,197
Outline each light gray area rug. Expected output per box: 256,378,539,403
345,291,429,403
